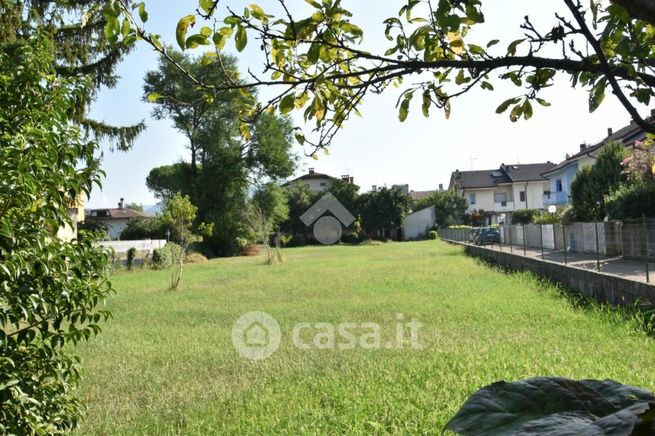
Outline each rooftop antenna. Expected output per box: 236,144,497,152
469,151,478,170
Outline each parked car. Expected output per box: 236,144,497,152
474,227,501,245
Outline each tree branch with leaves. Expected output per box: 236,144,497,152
108,0,655,155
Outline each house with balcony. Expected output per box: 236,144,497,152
542,119,649,208
449,162,556,225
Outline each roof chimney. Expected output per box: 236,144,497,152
579,143,586,151
118,198,125,209
372,185,377,192
607,127,613,137
439,183,444,191
349,176,354,184
308,168,315,174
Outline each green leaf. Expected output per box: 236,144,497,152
495,97,520,114
138,3,148,23
235,25,248,52
305,0,322,8
522,99,533,120
589,79,607,112
445,377,655,436
486,39,500,48
507,39,524,55
295,132,306,145
536,98,551,107
279,94,295,114
176,15,197,50
307,43,321,64
199,0,213,14
185,34,209,49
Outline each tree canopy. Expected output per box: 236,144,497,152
144,49,297,255
110,0,655,153
1,0,145,150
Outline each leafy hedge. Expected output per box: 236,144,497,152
151,243,183,269
605,180,655,220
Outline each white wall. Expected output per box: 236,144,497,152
403,206,435,240
98,239,166,254
302,177,333,193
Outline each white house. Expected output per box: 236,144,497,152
449,162,556,225
284,168,355,193
85,198,148,240
542,118,648,207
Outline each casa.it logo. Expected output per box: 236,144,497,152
299,193,355,245
231,311,282,361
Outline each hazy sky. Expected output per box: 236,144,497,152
87,0,641,208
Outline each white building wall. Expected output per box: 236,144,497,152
303,177,333,193
403,206,436,240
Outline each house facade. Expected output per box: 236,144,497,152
542,119,649,207
85,198,148,240
56,193,86,241
449,163,556,225
284,168,355,193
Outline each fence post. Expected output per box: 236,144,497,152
522,224,527,256
595,221,601,272
562,224,568,265
509,224,513,253
499,225,503,252
540,224,544,260
643,215,650,283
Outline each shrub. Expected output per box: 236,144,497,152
428,230,438,240
532,210,562,224
126,247,137,271
605,180,655,220
285,233,307,247
511,209,538,224
151,243,183,269
119,217,169,240
341,231,361,244
185,251,208,264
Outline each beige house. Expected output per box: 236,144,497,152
449,163,556,225
284,168,355,193
56,193,86,241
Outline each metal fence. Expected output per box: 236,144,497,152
439,219,655,284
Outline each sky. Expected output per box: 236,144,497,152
86,0,643,208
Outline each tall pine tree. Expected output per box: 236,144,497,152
0,0,144,150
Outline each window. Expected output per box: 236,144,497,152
468,193,476,205
519,191,526,202
556,179,563,192
319,182,327,187
494,193,507,205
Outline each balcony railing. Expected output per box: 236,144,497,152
543,191,568,206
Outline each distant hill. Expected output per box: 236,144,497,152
143,203,162,216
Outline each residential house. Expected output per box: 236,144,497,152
542,117,649,207
56,193,86,241
449,162,556,225
284,168,355,193
85,198,148,240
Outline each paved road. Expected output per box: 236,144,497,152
451,241,655,285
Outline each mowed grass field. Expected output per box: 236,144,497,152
74,241,655,434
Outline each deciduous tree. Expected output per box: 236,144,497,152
0,35,112,432
112,0,655,152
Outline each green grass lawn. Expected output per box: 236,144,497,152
74,241,655,434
